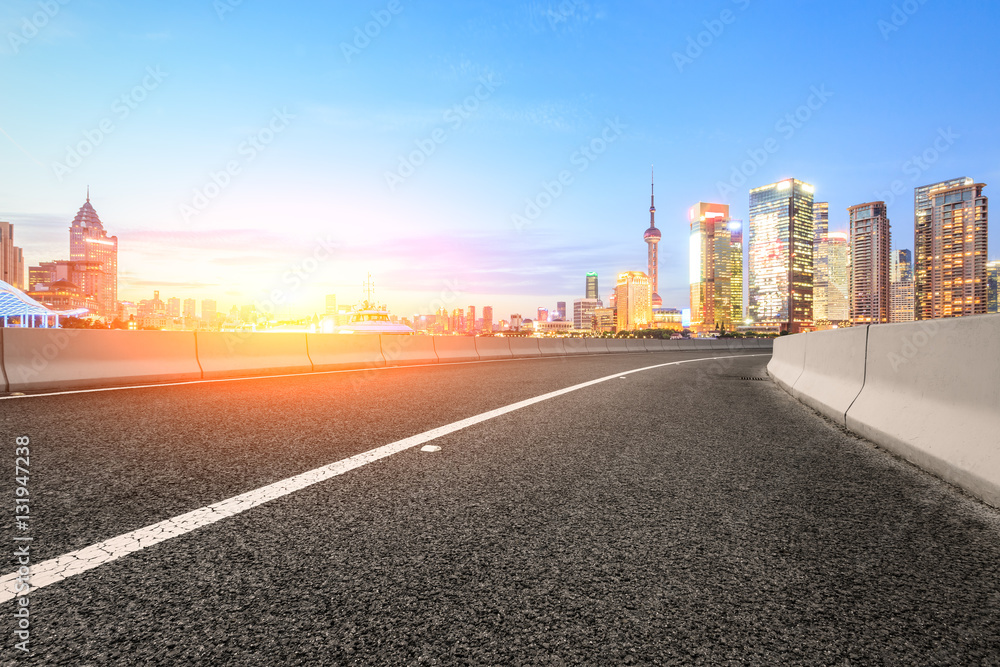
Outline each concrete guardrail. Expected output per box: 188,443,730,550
768,315,1000,508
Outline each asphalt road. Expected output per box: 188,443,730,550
2,350,999,665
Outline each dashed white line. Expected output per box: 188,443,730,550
0,354,765,604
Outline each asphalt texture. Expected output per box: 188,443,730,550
2,350,1000,665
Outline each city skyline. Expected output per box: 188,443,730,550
1,2,998,318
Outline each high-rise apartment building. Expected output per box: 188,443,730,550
615,271,652,332
467,306,476,333
914,178,988,319
848,201,892,325
167,297,181,318
183,298,197,319
813,231,850,324
555,301,566,321
813,202,829,243
987,260,999,313
585,272,598,300
0,222,26,289
748,178,815,333
644,171,662,308
890,249,915,323
69,192,118,317
573,298,600,331
689,202,743,333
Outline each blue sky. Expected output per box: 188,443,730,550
1,0,998,318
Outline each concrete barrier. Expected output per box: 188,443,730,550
675,338,696,350
626,339,647,353
196,332,312,378
433,337,480,363
846,316,1000,508
4,329,202,391
767,333,808,393
643,338,665,352
562,338,590,355
474,337,512,361
508,338,541,358
789,326,869,425
661,339,682,351
584,339,609,354
605,339,629,353
307,334,385,372
380,334,438,366
537,338,566,356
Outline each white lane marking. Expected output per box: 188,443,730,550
0,354,766,603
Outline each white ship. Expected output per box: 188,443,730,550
322,275,414,335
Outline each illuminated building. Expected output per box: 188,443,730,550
573,298,601,330
68,191,118,317
451,308,464,333
615,271,652,331
586,272,599,299
467,306,476,333
988,260,999,313
914,178,988,319
890,249,915,323
814,231,850,325
183,298,196,319
201,299,217,324
532,320,573,334
813,202,829,242
509,314,523,331
325,295,337,316
748,178,815,333
482,306,493,333
167,297,181,318
689,202,742,333
1,222,26,289
848,201,891,325
537,307,548,323
593,306,616,334
643,170,662,308
555,301,566,321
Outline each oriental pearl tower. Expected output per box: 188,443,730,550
644,167,662,308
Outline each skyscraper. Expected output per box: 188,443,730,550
848,201,891,325
689,202,742,333
748,178,815,333
890,249,915,323
813,202,829,243
813,231,850,324
987,260,999,313
202,299,217,324
573,298,600,331
183,298,197,319
555,301,566,321
914,178,988,319
0,222,25,289
467,306,476,333
167,297,181,318
644,169,662,308
325,294,337,316
585,272,598,300
537,307,548,323
69,191,118,317
615,271,652,332
482,306,493,333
